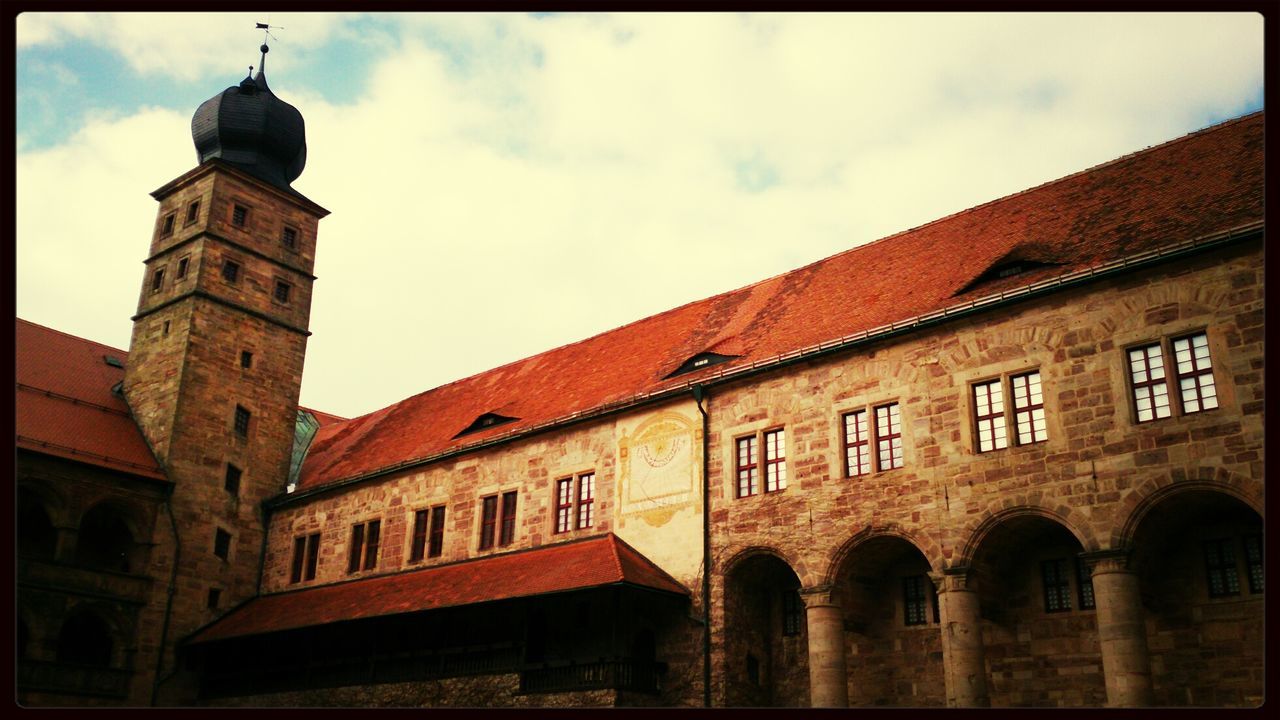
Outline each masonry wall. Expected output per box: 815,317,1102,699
706,239,1263,707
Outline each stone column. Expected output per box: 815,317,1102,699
799,584,848,707
1086,551,1154,707
931,568,989,707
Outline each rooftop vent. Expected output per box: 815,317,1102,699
665,351,738,379
454,412,519,439
103,355,124,368
956,257,1061,296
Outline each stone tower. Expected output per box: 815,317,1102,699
122,43,328,703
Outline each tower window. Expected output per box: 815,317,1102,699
185,200,201,225
231,204,248,228
274,280,292,304
233,405,251,437
347,520,381,573
290,532,321,583
160,213,175,237
213,528,231,560
207,588,221,609
150,267,165,293
224,463,242,494
282,226,298,250
222,259,240,283
176,256,189,280
240,351,253,369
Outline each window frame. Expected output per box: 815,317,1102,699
290,532,321,583
150,267,166,293
224,463,241,495
233,405,251,437
160,212,176,237
1203,537,1242,598
185,199,201,226
274,279,292,305
231,203,249,228
554,472,596,533
222,258,241,284
1041,557,1073,613
1126,331,1219,424
281,225,299,250
873,403,904,471
781,588,803,636
409,505,448,562
734,427,787,498
902,575,931,626
347,519,381,574
971,370,1047,454
175,256,190,280
213,528,232,560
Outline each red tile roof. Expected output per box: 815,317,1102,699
15,319,166,481
188,533,688,644
296,112,1264,492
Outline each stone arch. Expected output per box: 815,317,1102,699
823,523,942,586
720,545,811,587
721,546,809,707
956,503,1095,568
17,486,59,560
55,604,122,668
75,501,143,573
1113,469,1262,552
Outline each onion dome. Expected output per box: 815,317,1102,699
191,44,307,190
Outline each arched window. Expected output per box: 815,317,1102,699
17,489,57,560
75,505,134,573
56,611,114,667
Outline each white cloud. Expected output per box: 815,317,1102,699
16,12,1265,419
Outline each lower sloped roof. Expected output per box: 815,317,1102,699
187,533,688,645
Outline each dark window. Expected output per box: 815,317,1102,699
347,520,381,573
1042,558,1072,612
479,495,498,550
162,320,170,336
1243,535,1263,594
291,533,320,583
150,267,165,293
843,409,870,477
1128,343,1172,422
176,256,189,279
428,506,446,558
555,473,595,533
161,212,175,237
222,259,240,283
185,200,200,225
207,588,221,609
782,588,803,636
282,226,298,249
903,575,930,626
214,528,231,560
735,435,759,498
274,280,291,304
410,509,429,562
499,491,518,546
1076,557,1096,610
75,505,133,573
224,463,241,494
1172,332,1218,414
240,350,253,369
1204,538,1241,597
233,405,251,437
875,403,903,470
231,204,248,227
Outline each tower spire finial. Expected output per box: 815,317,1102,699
253,20,283,82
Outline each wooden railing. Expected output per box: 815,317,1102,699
519,659,662,695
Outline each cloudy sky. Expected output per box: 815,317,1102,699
15,12,1264,419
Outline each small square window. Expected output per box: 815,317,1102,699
160,213,175,237
234,405,251,437
222,259,241,283
207,587,221,609
213,528,231,560
224,463,242,494
176,256,190,280
282,226,298,250
185,200,201,225
274,280,292,304
151,267,166,293
240,350,253,369
231,204,248,227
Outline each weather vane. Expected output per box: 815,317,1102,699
256,20,283,45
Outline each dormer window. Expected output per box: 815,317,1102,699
666,351,738,378
454,412,519,438
956,255,1061,296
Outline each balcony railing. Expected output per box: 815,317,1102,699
17,660,133,698
519,659,663,695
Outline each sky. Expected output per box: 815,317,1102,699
15,12,1265,420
